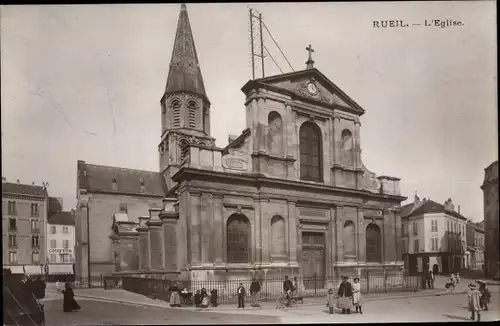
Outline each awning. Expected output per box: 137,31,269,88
47,264,74,275
24,265,43,275
4,266,24,274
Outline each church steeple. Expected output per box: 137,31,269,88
163,4,209,104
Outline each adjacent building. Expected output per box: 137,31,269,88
47,197,76,264
481,160,499,279
465,220,485,270
401,194,467,275
2,178,48,274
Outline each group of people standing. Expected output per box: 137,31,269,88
326,276,363,315
168,282,218,308
467,280,491,322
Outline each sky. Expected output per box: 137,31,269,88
1,2,497,221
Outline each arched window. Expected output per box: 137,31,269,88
179,140,189,162
299,122,322,182
268,111,283,155
171,99,181,127
341,129,353,166
270,215,286,257
188,100,197,129
343,220,356,261
366,223,382,262
226,214,251,263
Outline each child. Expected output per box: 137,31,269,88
325,288,336,315
352,277,363,314
478,281,491,311
200,288,209,308
468,283,482,321
194,290,202,308
56,280,61,292
237,283,246,308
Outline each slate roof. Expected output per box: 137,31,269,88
403,199,468,221
2,182,48,198
163,4,209,104
48,197,63,213
400,203,414,218
77,160,166,197
48,211,75,226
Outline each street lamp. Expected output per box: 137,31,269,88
79,203,91,288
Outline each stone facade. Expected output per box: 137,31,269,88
481,160,499,278
105,4,406,285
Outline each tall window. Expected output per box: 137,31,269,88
431,238,439,251
63,240,69,248
51,226,57,234
187,100,197,129
179,140,189,162
299,122,322,182
31,236,39,248
63,226,69,234
61,254,70,263
31,203,39,217
9,252,17,264
366,223,382,262
172,99,181,127
49,254,57,263
9,218,17,231
270,215,286,256
31,219,40,232
226,214,250,263
32,252,40,264
412,221,418,235
9,235,17,247
51,239,57,248
8,201,16,215
431,220,438,232
268,111,284,155
413,239,419,253
341,129,354,166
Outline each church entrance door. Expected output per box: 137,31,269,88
301,232,325,290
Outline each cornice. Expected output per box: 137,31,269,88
2,193,48,201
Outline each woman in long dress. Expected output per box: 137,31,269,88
169,283,181,307
468,283,482,321
337,276,353,314
351,277,363,314
62,282,81,312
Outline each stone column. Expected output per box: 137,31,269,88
288,201,298,263
383,209,396,262
137,216,150,271
213,194,224,265
394,209,402,262
254,198,262,264
146,209,164,271
333,116,341,164
336,205,344,262
284,102,293,157
330,207,337,266
260,198,270,264
190,192,202,265
200,193,213,264
354,121,361,168
110,236,120,273
357,207,365,262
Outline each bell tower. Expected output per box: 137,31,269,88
158,4,215,189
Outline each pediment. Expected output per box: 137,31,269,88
242,68,365,115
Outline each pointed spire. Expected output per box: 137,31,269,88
164,4,209,103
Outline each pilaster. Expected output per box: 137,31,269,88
335,205,344,262
333,116,341,164
146,212,164,270
357,207,365,262
160,199,179,271
383,209,397,262
260,198,271,264
213,194,224,264
137,216,150,271
190,192,202,265
330,207,337,272
200,193,213,265
287,200,298,264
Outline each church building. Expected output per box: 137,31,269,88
76,4,406,284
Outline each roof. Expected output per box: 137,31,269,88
400,203,414,218
77,160,166,197
403,199,468,221
163,4,209,104
241,68,366,116
48,211,75,226
2,182,48,198
48,197,63,213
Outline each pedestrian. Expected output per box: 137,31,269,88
430,270,435,289
352,277,363,314
283,276,294,306
237,282,246,308
210,289,218,307
169,283,181,307
200,288,209,308
325,288,336,315
62,282,81,312
337,276,353,314
426,271,433,289
194,290,202,308
446,273,456,292
56,280,61,292
250,278,261,307
468,283,481,321
456,273,460,284
477,280,491,311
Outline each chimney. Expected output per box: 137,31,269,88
414,191,421,206
458,205,461,214
16,179,20,185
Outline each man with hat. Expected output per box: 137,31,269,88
337,275,353,314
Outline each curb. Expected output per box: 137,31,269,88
48,289,467,313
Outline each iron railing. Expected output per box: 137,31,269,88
118,272,422,305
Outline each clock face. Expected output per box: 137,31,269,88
307,82,318,95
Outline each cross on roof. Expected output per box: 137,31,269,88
305,44,315,69
306,44,315,60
